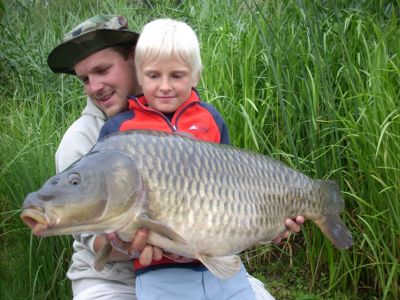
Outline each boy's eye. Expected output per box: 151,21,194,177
146,73,159,79
172,71,190,79
172,73,183,79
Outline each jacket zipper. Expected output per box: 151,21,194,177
172,101,198,131
134,99,176,132
133,93,200,133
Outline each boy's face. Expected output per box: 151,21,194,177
74,47,140,118
138,58,199,113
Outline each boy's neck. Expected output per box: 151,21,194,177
163,112,175,121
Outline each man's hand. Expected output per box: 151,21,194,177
93,230,161,263
129,229,191,265
271,216,305,244
97,216,305,263
130,228,163,266
93,234,132,262
96,229,189,265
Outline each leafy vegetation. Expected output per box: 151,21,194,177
1,0,399,299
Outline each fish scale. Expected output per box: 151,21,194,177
21,130,353,279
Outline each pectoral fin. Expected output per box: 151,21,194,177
138,215,186,244
258,240,272,245
196,254,242,279
94,240,113,271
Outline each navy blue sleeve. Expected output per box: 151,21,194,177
98,110,134,141
199,102,230,145
219,122,230,145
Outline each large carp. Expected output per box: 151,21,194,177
21,130,353,279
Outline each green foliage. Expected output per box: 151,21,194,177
1,0,399,299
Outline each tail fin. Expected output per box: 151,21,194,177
314,180,353,249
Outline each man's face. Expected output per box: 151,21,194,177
137,58,199,113
74,47,140,118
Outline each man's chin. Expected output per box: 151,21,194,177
103,105,125,118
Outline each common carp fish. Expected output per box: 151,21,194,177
21,130,353,279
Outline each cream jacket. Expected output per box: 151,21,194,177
55,98,135,294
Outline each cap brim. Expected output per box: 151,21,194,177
47,29,139,74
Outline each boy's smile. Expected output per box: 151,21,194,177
138,58,199,113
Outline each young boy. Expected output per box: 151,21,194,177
99,19,229,145
99,18,258,300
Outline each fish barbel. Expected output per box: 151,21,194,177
21,130,353,279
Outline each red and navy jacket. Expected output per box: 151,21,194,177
99,89,229,144
98,89,229,274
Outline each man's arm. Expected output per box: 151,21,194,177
56,115,104,173
56,113,107,256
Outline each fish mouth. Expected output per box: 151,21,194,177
20,208,49,236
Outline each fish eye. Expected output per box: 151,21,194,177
68,173,81,186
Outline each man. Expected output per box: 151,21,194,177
48,14,304,300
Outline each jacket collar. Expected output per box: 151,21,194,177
131,88,200,109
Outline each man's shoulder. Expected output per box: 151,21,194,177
56,114,105,173
64,114,105,137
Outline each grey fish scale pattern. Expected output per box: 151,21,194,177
97,131,320,252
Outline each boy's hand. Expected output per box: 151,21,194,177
271,216,305,244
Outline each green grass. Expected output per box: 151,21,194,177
1,0,399,299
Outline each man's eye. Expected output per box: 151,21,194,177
79,77,89,84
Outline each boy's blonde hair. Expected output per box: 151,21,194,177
135,18,202,80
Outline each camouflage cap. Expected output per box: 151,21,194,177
47,15,139,74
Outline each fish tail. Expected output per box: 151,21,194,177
313,180,353,249
318,180,344,213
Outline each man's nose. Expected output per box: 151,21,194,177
87,77,104,95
